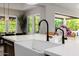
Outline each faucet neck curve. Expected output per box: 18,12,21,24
39,19,49,41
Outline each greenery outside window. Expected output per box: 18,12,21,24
34,15,39,33
0,16,5,32
9,17,16,33
55,18,63,28
66,18,79,31
28,16,32,32
55,14,79,31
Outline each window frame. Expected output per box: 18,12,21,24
0,15,17,34
27,14,40,34
55,13,79,31
8,16,17,33
34,15,40,33
0,16,6,33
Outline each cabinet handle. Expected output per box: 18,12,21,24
4,41,13,46
4,53,9,55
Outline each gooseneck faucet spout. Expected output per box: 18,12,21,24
39,19,49,41
55,28,65,44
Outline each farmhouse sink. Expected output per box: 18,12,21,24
15,40,61,56
32,40,61,53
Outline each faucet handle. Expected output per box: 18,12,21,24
64,37,67,40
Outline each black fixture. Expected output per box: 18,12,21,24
38,19,49,41
16,33,26,35
55,28,66,44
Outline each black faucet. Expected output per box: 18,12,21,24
39,19,49,41
55,28,65,44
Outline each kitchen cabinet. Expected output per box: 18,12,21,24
0,46,4,56
0,37,15,56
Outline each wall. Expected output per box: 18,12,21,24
26,6,47,34
0,7,24,33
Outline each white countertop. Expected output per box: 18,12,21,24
3,34,79,56
2,34,62,43
45,36,79,56
3,34,47,42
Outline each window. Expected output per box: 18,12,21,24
9,17,16,33
66,18,79,31
55,18,63,28
0,16,17,34
28,15,40,33
34,15,39,32
55,14,79,31
0,16,5,32
28,16,32,32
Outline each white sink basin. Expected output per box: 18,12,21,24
32,40,61,53
15,40,61,56
50,35,62,44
